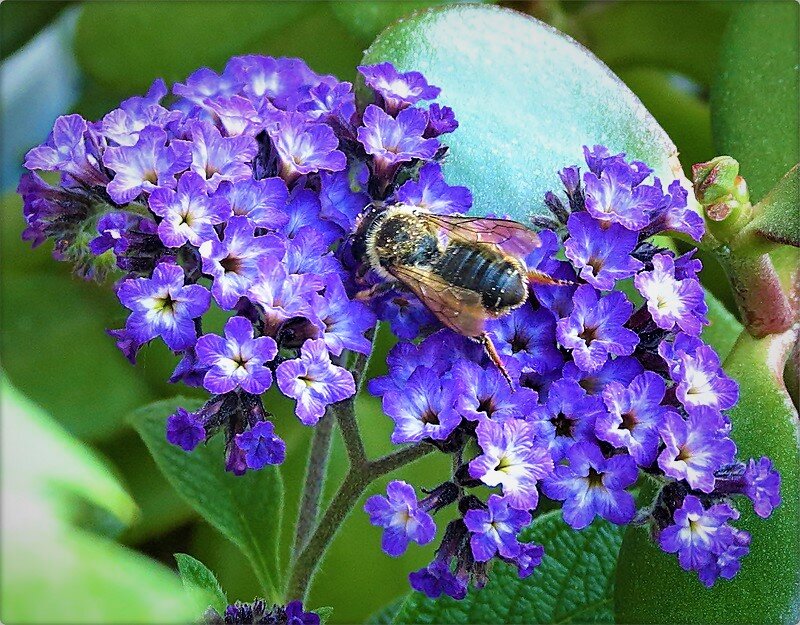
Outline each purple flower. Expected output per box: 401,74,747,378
199,216,285,309
188,121,256,191
357,105,439,177
368,333,459,396
635,253,707,336
464,495,531,562
394,162,472,215
103,126,191,204
88,212,139,255
364,480,436,557
596,372,672,466
409,559,467,601
358,62,440,114
101,79,183,146
424,103,458,137
234,420,286,470
672,344,739,416
469,418,553,510
375,292,437,341
649,179,705,242
246,256,319,332
583,161,661,230
542,441,637,529
195,316,278,395
743,457,781,518
173,66,239,107
561,356,643,395
487,306,563,374
453,360,539,422
658,410,736,493
296,79,356,124
529,378,604,462
509,542,545,578
268,112,346,183
204,95,263,137
282,227,341,279
698,527,751,587
382,366,461,444
275,338,356,426
564,212,644,290
214,177,289,229
310,275,375,356
148,171,231,247
285,600,321,625
318,170,370,232
24,114,108,186
557,286,639,372
166,407,206,451
659,495,739,571
281,186,340,245
116,262,210,351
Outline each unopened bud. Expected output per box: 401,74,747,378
692,156,751,242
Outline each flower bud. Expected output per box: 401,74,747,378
692,156,752,242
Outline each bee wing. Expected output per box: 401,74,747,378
388,264,488,337
422,213,541,258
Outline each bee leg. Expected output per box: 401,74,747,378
478,333,514,389
354,281,393,303
527,269,575,287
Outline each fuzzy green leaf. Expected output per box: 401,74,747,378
711,3,799,202
1,376,202,623
615,330,800,624
131,398,285,600
175,553,228,616
391,511,624,624
360,4,696,224
742,165,800,249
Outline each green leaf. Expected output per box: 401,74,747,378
576,2,729,87
366,598,403,624
0,0,68,61
0,376,203,623
615,330,800,624
614,68,713,177
701,289,742,362
392,511,624,624
76,3,306,93
100,431,196,544
314,606,334,624
1,270,156,441
740,164,800,249
361,4,697,223
331,1,488,44
131,398,285,600
175,553,228,616
711,3,799,202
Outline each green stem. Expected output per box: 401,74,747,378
292,410,336,558
285,436,435,601
717,249,795,338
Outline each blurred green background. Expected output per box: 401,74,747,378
0,1,744,622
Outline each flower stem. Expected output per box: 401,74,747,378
285,434,434,601
717,249,795,338
292,410,336,558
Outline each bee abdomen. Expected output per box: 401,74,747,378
434,244,526,312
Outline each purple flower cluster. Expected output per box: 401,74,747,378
208,599,319,625
21,53,779,599
364,145,779,596
20,56,464,477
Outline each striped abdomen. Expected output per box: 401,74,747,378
432,243,527,312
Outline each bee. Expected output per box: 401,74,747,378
351,203,562,384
